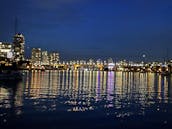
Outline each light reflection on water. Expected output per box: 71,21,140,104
1,71,172,128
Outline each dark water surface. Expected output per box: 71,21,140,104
1,71,172,129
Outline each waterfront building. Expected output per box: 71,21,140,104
96,59,103,65
0,42,13,60
41,51,49,65
88,59,94,65
103,61,107,65
80,60,86,65
13,33,25,61
49,52,59,65
76,60,80,64
31,48,42,65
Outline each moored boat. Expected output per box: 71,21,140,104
161,71,171,76
0,71,23,81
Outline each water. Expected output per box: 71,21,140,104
1,71,172,129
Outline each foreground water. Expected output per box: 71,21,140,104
1,71,172,129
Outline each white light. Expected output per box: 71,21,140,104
108,63,115,69
7,52,13,59
142,54,146,58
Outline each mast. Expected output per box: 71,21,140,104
14,17,18,34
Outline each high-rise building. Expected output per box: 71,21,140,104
88,59,94,65
0,42,13,59
41,51,49,65
13,33,25,61
31,48,42,65
49,52,59,65
96,59,103,65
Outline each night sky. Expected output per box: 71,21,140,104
0,0,172,61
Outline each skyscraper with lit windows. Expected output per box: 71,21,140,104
31,48,42,65
49,52,59,65
42,51,49,65
0,42,13,60
13,33,25,61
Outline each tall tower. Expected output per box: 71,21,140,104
13,33,25,62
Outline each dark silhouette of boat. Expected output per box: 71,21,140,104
161,71,171,76
0,71,22,81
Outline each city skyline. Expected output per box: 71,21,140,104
1,1,172,129
0,33,171,62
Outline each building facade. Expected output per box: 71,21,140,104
31,48,42,65
41,51,49,65
13,33,25,62
49,52,59,65
0,42,13,60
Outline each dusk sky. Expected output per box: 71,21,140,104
0,0,172,61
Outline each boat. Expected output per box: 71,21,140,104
161,71,171,76
0,71,23,81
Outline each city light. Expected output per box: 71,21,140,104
0,34,172,75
